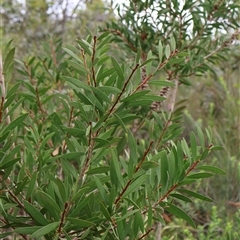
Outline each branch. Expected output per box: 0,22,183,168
91,36,97,87
57,202,69,234
107,63,139,117
138,228,154,240
115,140,153,205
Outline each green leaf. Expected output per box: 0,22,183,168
170,36,176,51
98,86,121,94
66,217,95,228
35,191,61,220
197,166,226,175
141,161,159,170
210,146,223,151
71,187,90,203
61,126,85,137
5,98,24,118
123,197,141,210
59,152,85,160
167,58,185,65
63,47,83,63
111,57,124,81
15,226,42,235
39,132,55,151
100,201,112,221
190,132,197,161
0,158,21,169
3,113,28,134
63,76,91,91
181,138,192,163
6,82,21,98
148,80,175,87
165,44,171,58
110,148,124,188
3,48,15,72
196,126,205,149
26,172,38,199
127,129,138,165
77,39,92,55
97,31,111,41
187,172,213,179
177,189,213,202
116,209,139,222
95,177,108,203
122,174,149,198
200,148,209,160
30,222,60,238
3,93,16,110
170,193,192,202
135,211,144,233
160,153,169,194
121,90,150,102
158,40,163,63
23,200,49,226
113,113,128,132
165,203,196,228
86,166,110,175
91,86,111,103
67,60,89,75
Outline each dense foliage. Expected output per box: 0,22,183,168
0,0,239,239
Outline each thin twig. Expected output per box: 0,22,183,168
91,36,97,86
138,228,154,239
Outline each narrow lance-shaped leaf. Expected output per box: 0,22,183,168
30,222,60,238
165,44,171,59
3,48,15,72
158,40,163,63
122,174,149,198
165,203,196,228
63,47,83,63
177,189,213,202
23,200,49,226
111,57,124,81
146,50,153,75
3,113,28,134
170,36,176,51
197,165,226,175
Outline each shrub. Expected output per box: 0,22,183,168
1,0,239,239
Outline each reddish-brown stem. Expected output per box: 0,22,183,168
156,118,172,149
81,48,91,85
50,39,57,67
133,74,153,93
135,140,154,172
138,228,154,240
114,179,132,205
79,122,94,184
154,183,178,207
8,190,24,209
108,63,139,117
185,160,200,176
35,87,47,117
153,159,201,207
91,36,97,87
57,202,69,234
115,140,153,205
133,49,178,95
107,29,137,53
40,59,55,82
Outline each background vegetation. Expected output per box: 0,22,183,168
1,0,240,239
